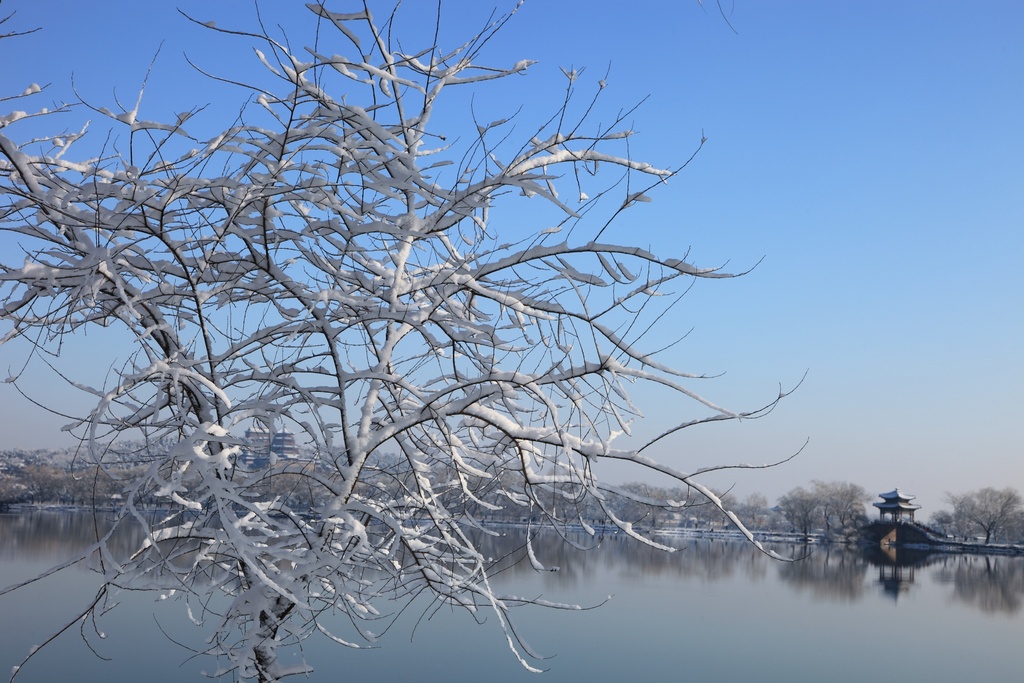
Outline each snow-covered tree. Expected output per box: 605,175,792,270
736,491,771,531
777,486,820,541
1,4,787,680
944,488,1023,545
811,480,869,537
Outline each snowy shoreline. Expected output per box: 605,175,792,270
5,505,1023,555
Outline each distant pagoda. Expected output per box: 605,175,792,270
873,488,921,523
270,428,299,459
243,426,300,466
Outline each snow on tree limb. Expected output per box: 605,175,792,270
0,3,789,681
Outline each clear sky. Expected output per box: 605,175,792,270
1,1,1021,513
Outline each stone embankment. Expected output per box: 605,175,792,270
862,520,1024,556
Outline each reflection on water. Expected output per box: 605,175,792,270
3,513,1022,614
855,544,1024,614
864,545,933,601
2,512,1023,682
776,545,870,602
934,553,1024,615
476,531,787,587
472,527,1024,615
0,510,142,563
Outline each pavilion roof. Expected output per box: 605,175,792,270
878,488,916,502
873,500,921,511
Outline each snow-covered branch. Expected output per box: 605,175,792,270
0,3,785,681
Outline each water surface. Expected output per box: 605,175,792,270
2,512,1021,682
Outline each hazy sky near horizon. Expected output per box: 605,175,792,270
1,1,1021,511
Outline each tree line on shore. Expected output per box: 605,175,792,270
2,451,1021,544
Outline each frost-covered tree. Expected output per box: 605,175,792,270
811,480,869,537
736,491,770,531
777,486,820,541
945,488,1023,545
0,3,786,680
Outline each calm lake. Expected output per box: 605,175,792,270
2,511,1022,682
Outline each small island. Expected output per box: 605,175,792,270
861,487,1023,555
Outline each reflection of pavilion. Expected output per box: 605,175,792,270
875,546,917,601
865,545,938,602
873,488,921,523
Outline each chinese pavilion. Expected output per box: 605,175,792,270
873,488,921,523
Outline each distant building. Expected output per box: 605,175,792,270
270,429,299,459
873,488,921,523
244,427,272,460
243,427,299,467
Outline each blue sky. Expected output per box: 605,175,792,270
1,0,1021,511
